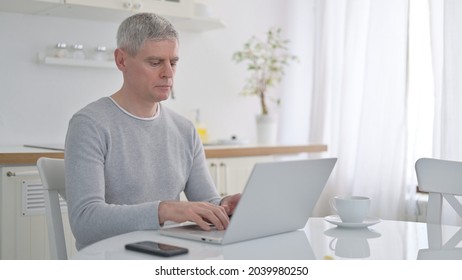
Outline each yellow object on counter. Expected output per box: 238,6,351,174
194,109,208,143
196,126,208,143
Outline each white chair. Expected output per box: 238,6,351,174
415,158,462,259
37,157,67,260
415,157,462,224
417,223,462,259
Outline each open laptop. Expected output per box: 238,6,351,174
159,157,337,245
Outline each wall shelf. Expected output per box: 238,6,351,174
38,53,115,69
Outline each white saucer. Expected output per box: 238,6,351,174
324,227,381,239
324,215,381,228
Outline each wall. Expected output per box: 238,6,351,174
0,0,313,146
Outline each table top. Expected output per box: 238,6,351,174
71,217,462,260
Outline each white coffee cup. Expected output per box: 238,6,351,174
330,196,370,223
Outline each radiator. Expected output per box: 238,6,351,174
0,166,76,259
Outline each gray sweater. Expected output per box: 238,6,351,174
64,97,220,250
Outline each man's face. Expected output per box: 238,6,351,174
121,39,179,103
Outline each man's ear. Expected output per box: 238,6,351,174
114,48,127,71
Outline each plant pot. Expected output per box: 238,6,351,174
256,114,278,145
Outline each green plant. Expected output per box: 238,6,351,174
232,27,298,115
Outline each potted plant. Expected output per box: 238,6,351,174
232,27,298,144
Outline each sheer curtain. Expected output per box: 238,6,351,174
430,0,462,161
429,0,462,225
281,0,411,220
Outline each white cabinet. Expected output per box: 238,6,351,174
0,0,62,15
65,0,194,18
0,165,76,259
179,156,271,201
207,156,273,197
1,0,193,17
60,0,225,31
0,0,225,32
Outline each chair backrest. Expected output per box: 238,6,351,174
37,157,67,260
415,158,462,224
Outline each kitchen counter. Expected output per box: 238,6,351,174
0,146,64,166
0,144,327,165
204,144,327,158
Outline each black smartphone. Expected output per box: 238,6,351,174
125,241,188,257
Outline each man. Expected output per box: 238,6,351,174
65,13,240,250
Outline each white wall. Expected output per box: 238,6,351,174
0,0,313,146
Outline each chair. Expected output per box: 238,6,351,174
415,158,462,259
37,157,67,260
417,223,462,259
415,157,462,224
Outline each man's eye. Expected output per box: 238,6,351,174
149,62,161,66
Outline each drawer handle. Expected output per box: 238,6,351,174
6,171,39,177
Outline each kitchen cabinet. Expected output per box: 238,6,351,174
180,156,272,201
65,0,194,18
202,145,329,197
0,0,61,15
207,156,273,197
0,0,226,32
0,165,77,259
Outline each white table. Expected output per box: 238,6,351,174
71,217,462,260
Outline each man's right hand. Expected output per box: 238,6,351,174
158,201,230,231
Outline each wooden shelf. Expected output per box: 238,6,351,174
40,55,115,69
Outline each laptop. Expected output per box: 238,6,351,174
159,157,337,245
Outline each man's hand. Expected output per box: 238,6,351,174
158,201,230,230
220,193,241,216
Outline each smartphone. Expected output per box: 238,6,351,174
125,241,188,257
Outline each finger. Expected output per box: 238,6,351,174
222,194,241,215
196,220,213,231
200,205,229,230
222,205,231,214
216,206,231,228
215,205,231,227
189,213,212,231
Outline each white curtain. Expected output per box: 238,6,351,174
429,0,462,225
281,0,411,220
430,0,462,161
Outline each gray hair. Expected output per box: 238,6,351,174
116,13,179,56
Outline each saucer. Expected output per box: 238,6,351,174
324,227,381,239
324,215,381,228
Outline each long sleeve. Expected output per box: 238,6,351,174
64,98,220,250
65,113,160,250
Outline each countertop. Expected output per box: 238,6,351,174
0,144,327,166
0,146,64,166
